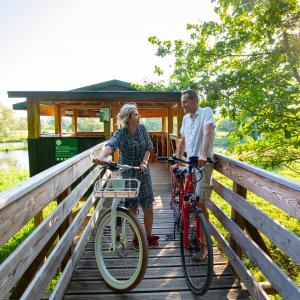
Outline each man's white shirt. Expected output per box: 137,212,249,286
180,107,215,160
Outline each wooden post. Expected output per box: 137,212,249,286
54,104,62,135
57,187,73,269
167,107,173,156
27,99,40,139
177,103,183,137
230,182,246,259
111,102,120,132
72,109,78,134
27,99,42,225
230,182,272,258
112,103,120,162
162,117,166,156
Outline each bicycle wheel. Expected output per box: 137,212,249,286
180,206,213,295
95,207,148,291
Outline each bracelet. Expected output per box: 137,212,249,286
142,160,148,165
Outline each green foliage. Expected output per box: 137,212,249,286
230,131,300,168
0,169,29,193
148,0,300,167
41,117,55,134
0,104,27,142
77,117,104,132
140,118,162,132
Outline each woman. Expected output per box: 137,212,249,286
95,103,159,248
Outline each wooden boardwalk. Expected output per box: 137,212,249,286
64,163,249,299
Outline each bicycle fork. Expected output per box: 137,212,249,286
110,197,126,252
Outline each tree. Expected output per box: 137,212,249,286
148,0,300,167
0,104,17,141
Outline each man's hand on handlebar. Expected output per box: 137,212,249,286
197,155,207,167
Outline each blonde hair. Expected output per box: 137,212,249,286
117,103,138,128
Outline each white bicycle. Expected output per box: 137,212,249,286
93,161,148,291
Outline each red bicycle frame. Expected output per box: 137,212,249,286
182,172,202,250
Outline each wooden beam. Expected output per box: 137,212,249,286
139,109,168,118
57,187,73,269
72,110,78,134
177,104,183,137
40,105,54,116
27,99,40,139
111,103,120,132
213,153,300,221
54,105,62,135
230,183,246,259
167,107,173,156
111,103,120,162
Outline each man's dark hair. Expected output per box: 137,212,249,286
181,89,198,101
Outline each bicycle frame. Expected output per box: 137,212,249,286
183,170,202,250
97,196,126,252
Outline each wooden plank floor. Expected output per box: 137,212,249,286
64,163,249,299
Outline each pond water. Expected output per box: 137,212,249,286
0,150,29,170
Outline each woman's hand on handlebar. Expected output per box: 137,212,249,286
93,157,110,165
139,161,148,172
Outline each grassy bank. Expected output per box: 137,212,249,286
0,169,29,193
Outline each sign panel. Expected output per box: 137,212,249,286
55,138,78,161
99,108,110,122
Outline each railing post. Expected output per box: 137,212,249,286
231,182,271,258
57,187,73,269
230,182,247,258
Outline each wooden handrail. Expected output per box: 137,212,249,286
0,142,108,299
169,134,300,299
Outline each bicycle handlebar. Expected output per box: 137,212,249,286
158,156,213,166
93,159,141,171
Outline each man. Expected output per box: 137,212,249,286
172,89,215,222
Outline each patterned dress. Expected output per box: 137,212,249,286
106,124,154,208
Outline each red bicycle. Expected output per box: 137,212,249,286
158,156,213,295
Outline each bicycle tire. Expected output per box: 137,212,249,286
95,207,148,291
180,206,213,295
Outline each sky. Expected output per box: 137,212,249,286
0,0,217,110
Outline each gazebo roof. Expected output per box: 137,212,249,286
9,79,180,110
71,79,138,91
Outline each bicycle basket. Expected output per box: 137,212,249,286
94,178,140,198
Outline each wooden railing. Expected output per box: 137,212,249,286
1,136,300,300
149,132,168,160
0,142,109,299
209,153,300,299
169,135,300,299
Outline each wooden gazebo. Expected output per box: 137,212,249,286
9,79,182,176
